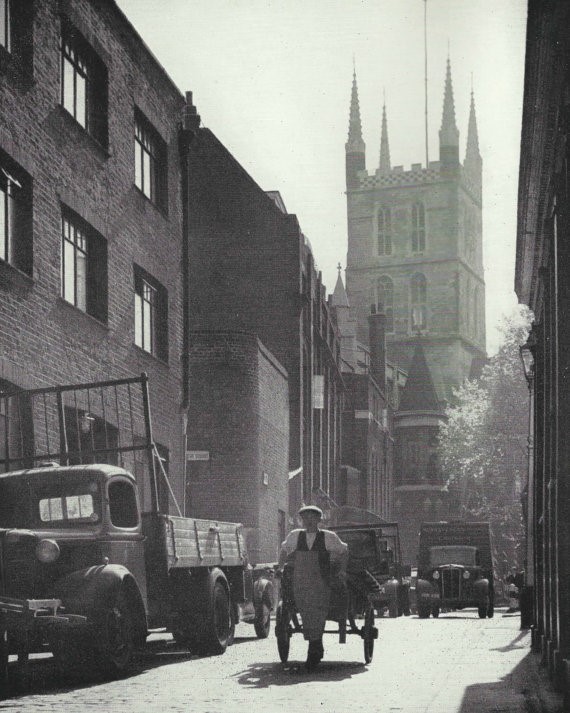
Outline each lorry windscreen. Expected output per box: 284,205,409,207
429,546,478,567
0,475,102,528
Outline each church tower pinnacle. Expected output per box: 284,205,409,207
464,87,482,199
345,69,366,189
439,56,460,170
378,100,391,174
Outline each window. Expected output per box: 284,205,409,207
134,110,167,209
411,202,426,252
377,208,392,255
109,480,139,528
0,153,32,276
410,273,427,331
0,0,10,51
134,265,168,361
376,276,394,332
60,21,108,148
61,210,108,322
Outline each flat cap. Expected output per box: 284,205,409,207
298,505,323,518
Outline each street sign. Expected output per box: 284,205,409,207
186,450,210,461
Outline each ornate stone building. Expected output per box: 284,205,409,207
344,60,487,562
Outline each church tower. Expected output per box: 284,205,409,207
344,60,486,562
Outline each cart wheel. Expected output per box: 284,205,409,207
275,602,291,663
363,603,376,664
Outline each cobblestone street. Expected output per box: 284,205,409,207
2,609,562,713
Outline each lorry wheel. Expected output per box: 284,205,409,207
194,575,230,656
98,589,135,675
487,601,494,618
418,605,430,619
254,602,271,639
432,606,440,618
388,601,398,618
478,605,487,619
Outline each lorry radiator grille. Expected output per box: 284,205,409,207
1,538,38,598
440,568,461,600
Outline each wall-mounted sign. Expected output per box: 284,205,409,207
186,450,210,461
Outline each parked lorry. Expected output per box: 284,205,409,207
330,521,411,618
416,520,495,619
0,374,274,686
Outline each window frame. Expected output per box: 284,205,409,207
377,207,392,256
60,20,109,149
410,272,427,331
0,153,32,277
134,109,167,210
134,265,169,362
411,202,426,253
60,208,108,323
375,275,394,332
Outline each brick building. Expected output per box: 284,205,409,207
182,127,344,519
0,0,293,555
515,0,570,699
344,61,487,562
331,271,394,521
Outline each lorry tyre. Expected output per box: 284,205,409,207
388,600,398,618
227,601,238,646
418,605,430,619
432,606,440,618
98,588,135,675
194,570,230,656
478,604,487,619
254,601,271,639
487,598,494,618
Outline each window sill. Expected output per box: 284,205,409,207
56,297,108,330
132,343,169,367
0,258,34,289
55,106,110,160
133,186,169,220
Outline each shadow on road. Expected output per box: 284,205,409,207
458,650,563,713
234,659,367,688
491,630,530,653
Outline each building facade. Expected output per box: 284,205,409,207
344,61,487,562
515,0,570,700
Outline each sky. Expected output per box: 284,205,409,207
115,0,528,355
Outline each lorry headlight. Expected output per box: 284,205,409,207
463,570,470,579
432,571,440,580
36,539,60,563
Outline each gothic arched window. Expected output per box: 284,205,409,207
410,273,427,331
376,276,394,332
411,202,426,252
377,208,392,255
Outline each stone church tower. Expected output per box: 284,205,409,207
344,60,487,562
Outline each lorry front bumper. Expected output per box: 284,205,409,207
0,596,88,633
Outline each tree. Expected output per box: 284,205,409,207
439,304,533,572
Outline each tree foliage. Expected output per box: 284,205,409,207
439,304,533,571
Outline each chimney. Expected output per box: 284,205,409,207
368,309,386,391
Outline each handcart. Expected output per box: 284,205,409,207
274,532,380,664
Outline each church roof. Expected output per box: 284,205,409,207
398,342,442,412
331,269,349,307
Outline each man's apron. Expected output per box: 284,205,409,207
292,531,331,641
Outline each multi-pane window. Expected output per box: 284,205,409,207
134,266,168,361
377,208,392,255
411,202,426,252
410,273,427,331
376,276,394,332
0,154,32,276
60,22,108,147
134,110,166,209
60,210,107,322
0,0,10,51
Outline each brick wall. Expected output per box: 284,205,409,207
0,0,186,504
186,331,289,563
